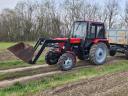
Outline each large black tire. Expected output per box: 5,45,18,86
77,54,85,60
109,50,116,56
57,53,76,71
109,47,117,56
89,43,108,65
77,49,85,60
125,50,128,59
45,51,60,65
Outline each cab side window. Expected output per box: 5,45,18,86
97,25,105,38
89,25,96,38
88,23,105,39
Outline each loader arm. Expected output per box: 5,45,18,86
30,38,66,64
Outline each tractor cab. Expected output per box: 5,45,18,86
71,21,106,40
70,21,108,65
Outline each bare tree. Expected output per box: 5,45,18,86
15,1,36,41
104,0,119,29
62,0,83,36
36,0,61,38
122,1,128,28
0,9,19,41
81,1,100,20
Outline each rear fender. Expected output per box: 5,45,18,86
93,38,108,44
92,39,109,48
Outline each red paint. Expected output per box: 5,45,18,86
55,38,68,41
92,38,108,44
55,38,67,48
55,38,81,44
70,38,81,44
54,38,81,49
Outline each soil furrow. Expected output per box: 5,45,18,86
44,71,128,96
94,82,128,96
0,65,92,88
0,65,48,73
0,55,125,73
0,71,62,88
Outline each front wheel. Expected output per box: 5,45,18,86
89,43,108,65
125,50,128,59
57,53,76,71
45,51,60,65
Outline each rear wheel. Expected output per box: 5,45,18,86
45,51,60,65
57,53,76,71
89,43,108,65
125,50,128,59
109,47,117,56
109,50,116,56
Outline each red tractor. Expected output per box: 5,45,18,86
8,21,110,71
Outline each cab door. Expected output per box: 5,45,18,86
87,23,105,39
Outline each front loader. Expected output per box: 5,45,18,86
8,21,110,71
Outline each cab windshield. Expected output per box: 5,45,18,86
71,22,87,39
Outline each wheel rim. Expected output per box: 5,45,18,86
95,47,106,64
63,57,73,69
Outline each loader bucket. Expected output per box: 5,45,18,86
8,42,34,63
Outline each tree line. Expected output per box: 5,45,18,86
0,0,128,41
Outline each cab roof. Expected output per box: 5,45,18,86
75,20,104,25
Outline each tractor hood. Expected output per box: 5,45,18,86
55,38,81,44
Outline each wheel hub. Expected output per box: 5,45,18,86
95,47,106,63
64,58,73,69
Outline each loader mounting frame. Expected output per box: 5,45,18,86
29,38,66,64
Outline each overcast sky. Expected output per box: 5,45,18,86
0,0,126,12
0,0,23,10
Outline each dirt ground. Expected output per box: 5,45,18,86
0,50,17,61
40,71,128,96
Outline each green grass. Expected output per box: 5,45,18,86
0,60,29,70
0,60,128,96
0,65,48,81
0,42,34,52
0,56,45,70
0,42,16,51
